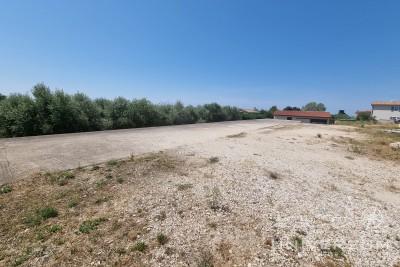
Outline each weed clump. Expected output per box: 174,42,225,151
132,241,147,252
49,224,62,233
0,184,12,194
38,207,58,220
157,233,168,245
68,199,79,208
24,207,58,226
50,171,75,186
107,160,118,167
79,218,107,233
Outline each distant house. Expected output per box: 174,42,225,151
371,101,400,121
273,110,333,124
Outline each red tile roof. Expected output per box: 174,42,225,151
371,101,400,106
274,110,332,119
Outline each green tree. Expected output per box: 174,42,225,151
302,102,326,111
73,93,103,131
32,83,54,134
110,97,131,129
0,94,37,137
203,103,226,122
49,90,80,133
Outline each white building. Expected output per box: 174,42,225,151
371,101,400,121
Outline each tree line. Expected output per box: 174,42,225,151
0,84,278,137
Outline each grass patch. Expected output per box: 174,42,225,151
67,199,79,208
106,159,119,167
132,241,147,252
79,218,107,233
116,177,124,184
0,184,12,194
335,124,400,161
24,207,58,226
38,207,59,219
157,233,168,245
49,224,62,233
49,171,75,186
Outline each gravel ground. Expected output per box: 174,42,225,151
0,123,399,266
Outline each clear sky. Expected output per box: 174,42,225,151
1,0,399,114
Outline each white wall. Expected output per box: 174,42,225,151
273,116,311,123
372,105,400,121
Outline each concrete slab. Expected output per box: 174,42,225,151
0,119,293,184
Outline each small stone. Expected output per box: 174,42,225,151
389,142,400,150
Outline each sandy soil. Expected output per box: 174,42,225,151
0,123,399,266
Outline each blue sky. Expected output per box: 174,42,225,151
1,0,399,114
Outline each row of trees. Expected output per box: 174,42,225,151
283,102,327,112
0,84,332,137
0,84,276,137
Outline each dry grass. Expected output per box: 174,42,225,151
332,124,400,161
0,152,182,266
